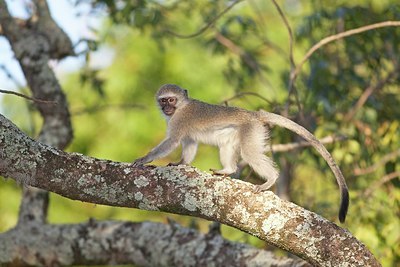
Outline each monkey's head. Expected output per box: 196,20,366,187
156,84,189,117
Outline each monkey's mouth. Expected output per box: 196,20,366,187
163,107,175,116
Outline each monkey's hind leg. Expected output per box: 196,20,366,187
211,142,240,176
239,123,280,192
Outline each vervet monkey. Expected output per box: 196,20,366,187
133,84,349,223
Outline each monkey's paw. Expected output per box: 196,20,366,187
254,183,273,193
132,157,148,167
210,168,232,177
167,161,183,166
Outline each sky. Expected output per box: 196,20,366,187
0,0,110,92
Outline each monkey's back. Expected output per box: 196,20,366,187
169,99,261,146
185,99,255,123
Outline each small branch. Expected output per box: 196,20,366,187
72,103,146,116
214,31,260,72
165,0,243,39
271,134,347,153
344,69,398,122
0,89,57,104
0,64,25,88
270,0,302,117
214,30,275,88
288,20,400,101
354,149,400,176
214,30,274,89
220,91,272,106
363,171,400,197
270,0,295,69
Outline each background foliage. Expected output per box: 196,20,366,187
1,0,399,265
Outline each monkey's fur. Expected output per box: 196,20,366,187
133,84,349,223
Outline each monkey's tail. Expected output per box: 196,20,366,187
259,111,349,223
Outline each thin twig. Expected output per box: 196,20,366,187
270,0,295,69
288,20,400,101
271,134,347,152
270,0,303,117
0,89,57,104
363,171,400,197
165,0,243,39
214,31,273,88
215,31,260,71
344,69,398,122
220,91,272,105
0,64,25,88
72,103,146,116
354,149,400,176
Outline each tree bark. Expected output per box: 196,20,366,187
0,219,309,267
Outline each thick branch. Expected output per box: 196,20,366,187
0,0,74,225
0,114,380,266
0,0,73,149
0,219,308,266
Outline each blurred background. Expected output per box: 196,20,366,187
0,0,399,265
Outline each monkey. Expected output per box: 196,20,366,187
133,84,349,223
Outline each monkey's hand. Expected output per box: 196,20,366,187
132,156,151,167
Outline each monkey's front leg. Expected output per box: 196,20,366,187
132,137,180,167
168,137,198,166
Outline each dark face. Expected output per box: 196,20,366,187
158,97,177,116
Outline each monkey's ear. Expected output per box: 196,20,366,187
184,89,188,98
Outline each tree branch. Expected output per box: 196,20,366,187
214,31,261,72
0,89,57,104
0,219,309,266
0,0,74,227
354,149,400,176
363,171,400,197
0,114,380,266
72,103,146,116
165,0,243,39
288,20,400,102
219,91,272,106
270,0,303,118
271,134,347,153
344,68,399,122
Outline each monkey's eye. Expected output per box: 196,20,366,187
160,98,167,103
168,97,177,104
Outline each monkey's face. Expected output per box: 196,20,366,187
158,97,177,116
